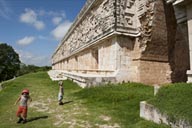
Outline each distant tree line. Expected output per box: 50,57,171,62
17,63,51,76
0,43,51,82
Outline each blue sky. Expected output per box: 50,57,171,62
0,0,86,66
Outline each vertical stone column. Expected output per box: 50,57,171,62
186,4,192,82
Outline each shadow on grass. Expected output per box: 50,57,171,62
60,100,73,105
27,116,48,123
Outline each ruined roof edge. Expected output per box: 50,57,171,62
53,0,97,57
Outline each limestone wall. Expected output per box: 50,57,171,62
52,0,116,64
139,60,171,84
53,0,170,65
78,51,92,70
53,36,118,72
52,0,153,65
116,36,135,69
52,0,189,85
98,38,117,70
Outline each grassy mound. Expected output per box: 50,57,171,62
149,83,192,125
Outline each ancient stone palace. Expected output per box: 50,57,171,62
51,0,190,87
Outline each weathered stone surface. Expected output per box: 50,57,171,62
165,0,192,82
140,101,192,128
52,0,116,63
51,0,189,86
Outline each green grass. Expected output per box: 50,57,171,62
73,83,169,128
0,71,169,128
149,83,192,125
0,72,61,127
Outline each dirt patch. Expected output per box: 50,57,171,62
96,123,120,128
100,115,111,121
30,101,49,112
54,114,65,126
29,96,120,127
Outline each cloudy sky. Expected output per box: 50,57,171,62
0,0,86,66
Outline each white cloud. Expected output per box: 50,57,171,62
37,35,55,42
20,9,45,30
0,0,12,19
48,11,66,18
52,17,62,25
20,9,36,23
16,36,35,46
34,21,45,30
20,9,67,30
16,50,51,66
38,35,48,40
38,10,46,16
51,21,72,41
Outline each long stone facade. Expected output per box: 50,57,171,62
52,0,189,87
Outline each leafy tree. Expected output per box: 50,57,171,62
0,43,21,81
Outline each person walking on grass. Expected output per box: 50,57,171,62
58,81,64,105
14,89,32,124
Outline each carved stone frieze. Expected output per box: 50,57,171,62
53,0,161,64
116,0,139,34
53,0,116,63
138,0,155,52
52,0,190,85
53,0,171,64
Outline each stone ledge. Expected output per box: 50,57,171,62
187,70,192,83
140,101,192,128
65,69,115,75
61,71,116,88
48,70,117,88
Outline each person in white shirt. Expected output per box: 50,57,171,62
58,81,64,105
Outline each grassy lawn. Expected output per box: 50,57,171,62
73,83,169,128
0,71,169,128
149,83,192,125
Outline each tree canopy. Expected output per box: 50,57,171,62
0,43,21,81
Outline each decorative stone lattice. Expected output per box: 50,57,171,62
116,0,137,32
53,0,116,63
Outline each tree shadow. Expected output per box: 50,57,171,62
27,116,48,123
